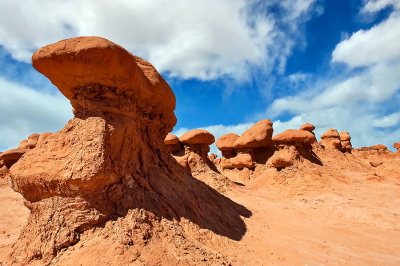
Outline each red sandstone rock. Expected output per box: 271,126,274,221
216,133,239,151
221,149,256,169
164,133,179,145
339,131,352,153
299,123,315,132
267,145,298,168
320,129,341,150
32,36,177,134
394,142,400,152
8,37,244,264
0,149,28,168
26,133,40,149
339,131,351,141
373,144,388,151
18,139,28,149
233,119,273,149
216,133,240,159
272,129,315,144
179,129,215,145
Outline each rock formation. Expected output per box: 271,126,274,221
339,131,352,153
394,142,400,152
164,133,183,154
7,37,248,264
174,129,215,171
219,119,274,170
268,129,316,169
319,129,341,151
299,123,315,132
0,149,28,169
216,133,239,159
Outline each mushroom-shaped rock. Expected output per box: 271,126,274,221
268,129,316,169
216,133,239,159
164,133,183,154
180,129,215,145
394,142,400,152
222,119,273,170
8,37,244,264
319,129,341,150
373,144,388,153
299,123,315,132
272,129,315,145
339,131,352,153
0,149,28,168
32,36,177,133
233,119,273,149
176,129,216,171
164,133,179,145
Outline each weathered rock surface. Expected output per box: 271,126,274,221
394,142,400,152
0,149,28,168
7,37,248,264
233,119,273,149
320,129,341,151
299,123,315,132
216,133,239,159
339,131,352,153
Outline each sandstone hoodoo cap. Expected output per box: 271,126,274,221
299,123,315,132
216,133,240,151
394,142,400,149
164,133,179,145
272,129,315,145
321,129,340,139
32,36,177,131
340,131,351,141
179,129,215,145
233,119,273,149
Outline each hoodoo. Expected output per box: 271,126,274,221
7,37,248,264
339,131,352,153
320,129,341,151
268,129,316,168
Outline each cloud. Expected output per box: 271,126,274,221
0,77,72,151
0,0,318,81
332,11,400,68
362,0,400,13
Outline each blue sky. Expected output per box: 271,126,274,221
0,0,399,155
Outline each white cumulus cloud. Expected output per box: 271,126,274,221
0,0,318,81
0,77,72,151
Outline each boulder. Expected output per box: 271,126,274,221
233,119,273,149
299,123,315,132
164,133,179,145
272,129,315,144
393,142,400,152
216,133,239,159
179,129,215,145
164,133,183,154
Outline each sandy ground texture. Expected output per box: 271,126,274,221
1,149,400,265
